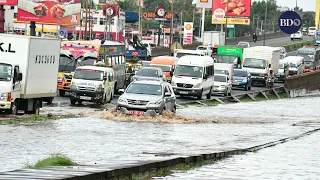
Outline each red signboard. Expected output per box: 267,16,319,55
17,0,81,25
102,4,119,17
0,0,17,5
212,0,251,17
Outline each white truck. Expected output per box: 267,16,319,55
242,46,280,86
203,31,225,54
174,49,209,58
196,45,213,57
0,34,60,114
214,63,234,82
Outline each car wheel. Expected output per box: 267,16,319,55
172,105,176,114
245,85,249,91
248,84,252,90
11,101,18,115
206,87,212,99
196,89,203,100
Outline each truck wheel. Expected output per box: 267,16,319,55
11,101,18,115
59,90,66,97
30,100,40,115
70,99,77,106
45,97,54,104
206,87,212,99
197,89,203,100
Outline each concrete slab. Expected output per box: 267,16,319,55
246,93,256,101
213,98,225,104
272,88,281,99
230,96,240,102
260,91,269,99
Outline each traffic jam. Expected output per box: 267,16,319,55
0,33,319,117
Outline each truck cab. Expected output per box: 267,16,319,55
196,45,213,57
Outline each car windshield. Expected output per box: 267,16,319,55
136,68,159,77
150,65,172,72
238,43,249,47
78,57,97,66
174,65,203,78
316,35,320,40
59,55,76,72
309,28,316,30
243,58,267,69
74,69,104,81
289,63,297,68
126,83,162,95
214,75,227,82
216,55,238,64
197,47,207,50
297,52,314,61
0,63,12,81
215,69,229,75
234,70,247,77
176,53,201,58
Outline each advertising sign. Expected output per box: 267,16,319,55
183,22,193,45
316,0,320,28
58,29,67,38
17,0,81,25
212,0,251,17
278,11,302,34
213,8,225,21
103,4,119,17
0,0,17,5
212,17,250,25
195,0,212,8
60,40,101,59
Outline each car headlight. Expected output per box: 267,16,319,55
118,98,127,104
220,85,226,88
193,83,202,88
171,80,177,87
242,79,247,83
57,78,63,82
150,99,162,105
0,93,8,100
96,84,104,92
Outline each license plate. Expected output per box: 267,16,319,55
180,91,188,94
233,82,240,85
129,110,144,115
252,76,257,79
80,96,91,100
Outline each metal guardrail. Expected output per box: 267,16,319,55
152,31,288,56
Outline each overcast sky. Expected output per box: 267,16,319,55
253,0,315,12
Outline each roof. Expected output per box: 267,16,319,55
215,74,228,77
247,46,279,51
177,55,214,65
151,56,178,64
131,80,167,86
140,66,162,71
283,56,304,62
76,65,113,71
102,40,124,46
234,68,248,72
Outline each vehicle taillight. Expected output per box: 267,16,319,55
7,93,11,102
260,74,265,77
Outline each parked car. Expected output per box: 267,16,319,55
237,41,250,48
213,74,232,96
131,67,166,82
232,69,252,91
117,80,177,116
291,31,303,40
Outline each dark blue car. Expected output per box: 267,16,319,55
232,69,252,91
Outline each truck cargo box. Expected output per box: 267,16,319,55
0,34,61,99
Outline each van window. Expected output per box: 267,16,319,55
205,65,214,76
174,65,203,78
108,72,114,82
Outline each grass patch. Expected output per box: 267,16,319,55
203,100,221,106
279,92,290,99
239,97,256,102
27,154,78,168
0,114,76,125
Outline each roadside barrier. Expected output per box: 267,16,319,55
282,40,314,52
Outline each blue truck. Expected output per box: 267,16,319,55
314,30,320,46
125,49,150,60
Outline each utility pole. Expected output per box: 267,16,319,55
263,0,268,46
84,0,88,40
168,0,174,55
0,5,4,33
225,5,228,43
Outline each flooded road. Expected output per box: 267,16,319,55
1,96,320,173
160,130,320,180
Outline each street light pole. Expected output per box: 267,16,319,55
84,0,88,40
169,0,174,55
263,0,268,46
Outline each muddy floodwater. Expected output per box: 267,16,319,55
1,96,320,172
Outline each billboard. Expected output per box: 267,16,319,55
195,0,212,8
212,0,251,17
0,0,17,5
17,0,81,25
183,22,193,45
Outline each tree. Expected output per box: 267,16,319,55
117,0,138,12
302,12,315,28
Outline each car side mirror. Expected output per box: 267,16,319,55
170,71,173,77
103,76,107,81
17,73,23,81
203,74,208,79
118,89,125,94
269,64,271,68
165,92,171,97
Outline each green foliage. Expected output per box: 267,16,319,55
302,12,315,28
117,0,139,11
27,154,78,168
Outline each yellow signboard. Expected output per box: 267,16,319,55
212,17,250,25
316,0,320,28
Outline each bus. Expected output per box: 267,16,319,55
58,40,101,96
296,46,320,72
314,30,320,45
216,45,244,69
308,27,317,36
99,41,127,93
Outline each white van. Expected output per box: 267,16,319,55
174,49,209,58
308,27,317,36
171,56,215,100
283,56,305,76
